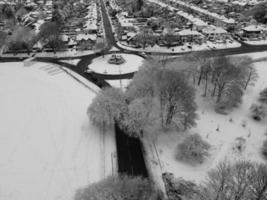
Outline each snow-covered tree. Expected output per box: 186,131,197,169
250,103,267,121
216,80,244,113
209,56,255,112
157,69,197,130
176,134,210,165
126,59,159,101
88,87,127,131
127,59,197,132
243,65,258,90
74,175,157,200
119,97,160,138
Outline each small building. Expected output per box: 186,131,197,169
242,25,267,40
202,25,228,41
177,29,204,43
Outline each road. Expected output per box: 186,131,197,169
99,0,118,48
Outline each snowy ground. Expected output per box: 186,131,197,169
106,79,132,90
59,59,81,66
244,40,267,45
88,54,144,75
117,41,241,54
144,51,267,191
0,62,116,200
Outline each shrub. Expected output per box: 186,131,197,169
162,173,198,200
176,134,210,164
74,175,157,200
262,139,267,160
250,103,267,121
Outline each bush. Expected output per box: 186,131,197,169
250,103,267,121
162,172,198,200
176,134,210,164
262,139,267,160
74,175,157,200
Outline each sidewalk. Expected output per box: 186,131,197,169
244,40,267,45
1,49,95,59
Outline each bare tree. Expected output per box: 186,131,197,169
248,163,267,200
199,161,267,200
244,66,258,90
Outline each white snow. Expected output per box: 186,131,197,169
144,51,267,191
59,59,81,66
106,79,132,90
244,40,267,45
0,62,116,200
88,54,144,75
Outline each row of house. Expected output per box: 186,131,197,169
167,0,236,27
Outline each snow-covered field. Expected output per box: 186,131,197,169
0,62,116,200
144,52,267,191
88,54,144,75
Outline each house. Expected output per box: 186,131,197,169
177,29,204,43
202,25,228,41
242,25,267,40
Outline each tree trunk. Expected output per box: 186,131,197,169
216,83,226,103
212,83,217,96
204,73,208,96
165,105,175,127
198,70,203,86
256,183,267,200
244,71,251,90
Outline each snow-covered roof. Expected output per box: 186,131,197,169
178,29,203,36
242,25,267,32
170,0,235,24
61,34,69,42
176,10,208,27
76,34,97,41
202,25,227,34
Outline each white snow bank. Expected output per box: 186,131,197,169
89,54,144,75
0,62,116,200
244,40,267,45
233,51,267,60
